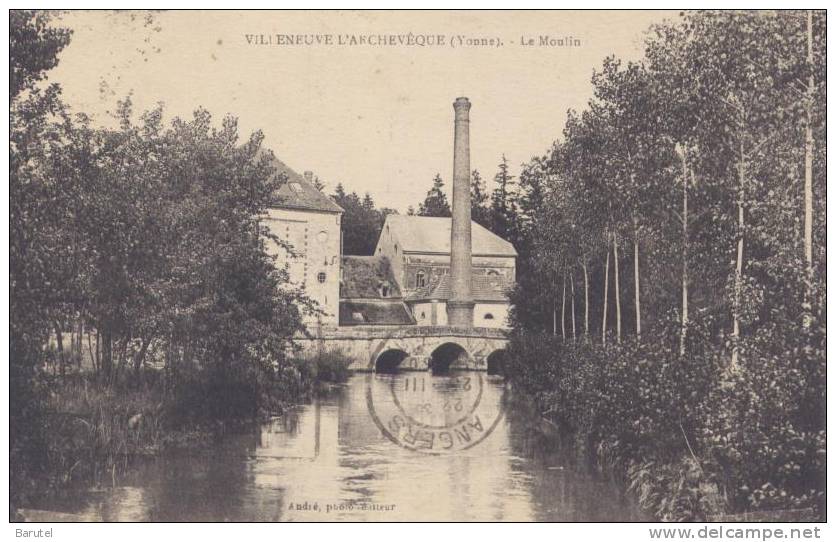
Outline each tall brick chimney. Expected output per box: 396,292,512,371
447,97,475,327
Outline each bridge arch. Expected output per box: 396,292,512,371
429,342,470,375
486,349,508,377
375,349,410,373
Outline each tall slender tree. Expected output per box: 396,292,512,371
418,174,452,217
490,155,518,239
470,169,492,227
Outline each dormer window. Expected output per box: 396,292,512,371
289,182,303,193
379,281,391,298
416,270,427,288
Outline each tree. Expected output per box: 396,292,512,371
470,169,491,227
10,10,73,504
490,155,518,239
559,108,624,344
332,185,389,255
506,154,557,333
417,174,451,217
9,10,72,99
672,11,813,366
506,10,826,518
60,102,313,401
644,20,701,356
590,57,678,342
517,156,548,239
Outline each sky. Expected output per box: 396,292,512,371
46,10,677,212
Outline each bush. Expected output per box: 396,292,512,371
505,330,564,407
295,347,353,385
699,317,826,517
506,312,826,521
627,456,716,522
313,348,353,383
35,375,167,494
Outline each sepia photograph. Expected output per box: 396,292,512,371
6,7,828,530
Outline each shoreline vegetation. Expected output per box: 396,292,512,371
11,348,352,519
505,330,824,522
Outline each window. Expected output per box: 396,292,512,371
317,272,326,283
486,269,501,286
416,270,427,288
394,243,398,254
484,313,495,320
380,283,390,298
316,231,328,244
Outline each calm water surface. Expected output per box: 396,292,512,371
34,373,645,521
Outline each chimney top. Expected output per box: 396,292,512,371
453,97,471,110
303,171,313,182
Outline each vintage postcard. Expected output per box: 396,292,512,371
8,8,827,530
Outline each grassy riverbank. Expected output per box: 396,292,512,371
505,327,826,522
11,348,352,517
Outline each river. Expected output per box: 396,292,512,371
29,373,646,521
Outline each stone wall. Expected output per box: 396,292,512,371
473,302,510,328
262,207,342,326
410,301,509,328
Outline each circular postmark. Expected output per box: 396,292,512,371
365,358,506,455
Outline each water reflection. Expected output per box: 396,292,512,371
31,373,645,521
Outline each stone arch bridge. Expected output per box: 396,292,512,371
295,326,509,374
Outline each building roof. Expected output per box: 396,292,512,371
382,215,517,257
265,154,344,214
340,255,402,299
405,274,511,303
339,300,416,326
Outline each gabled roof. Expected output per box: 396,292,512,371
405,274,511,303
382,215,516,257
340,255,402,299
265,154,343,214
